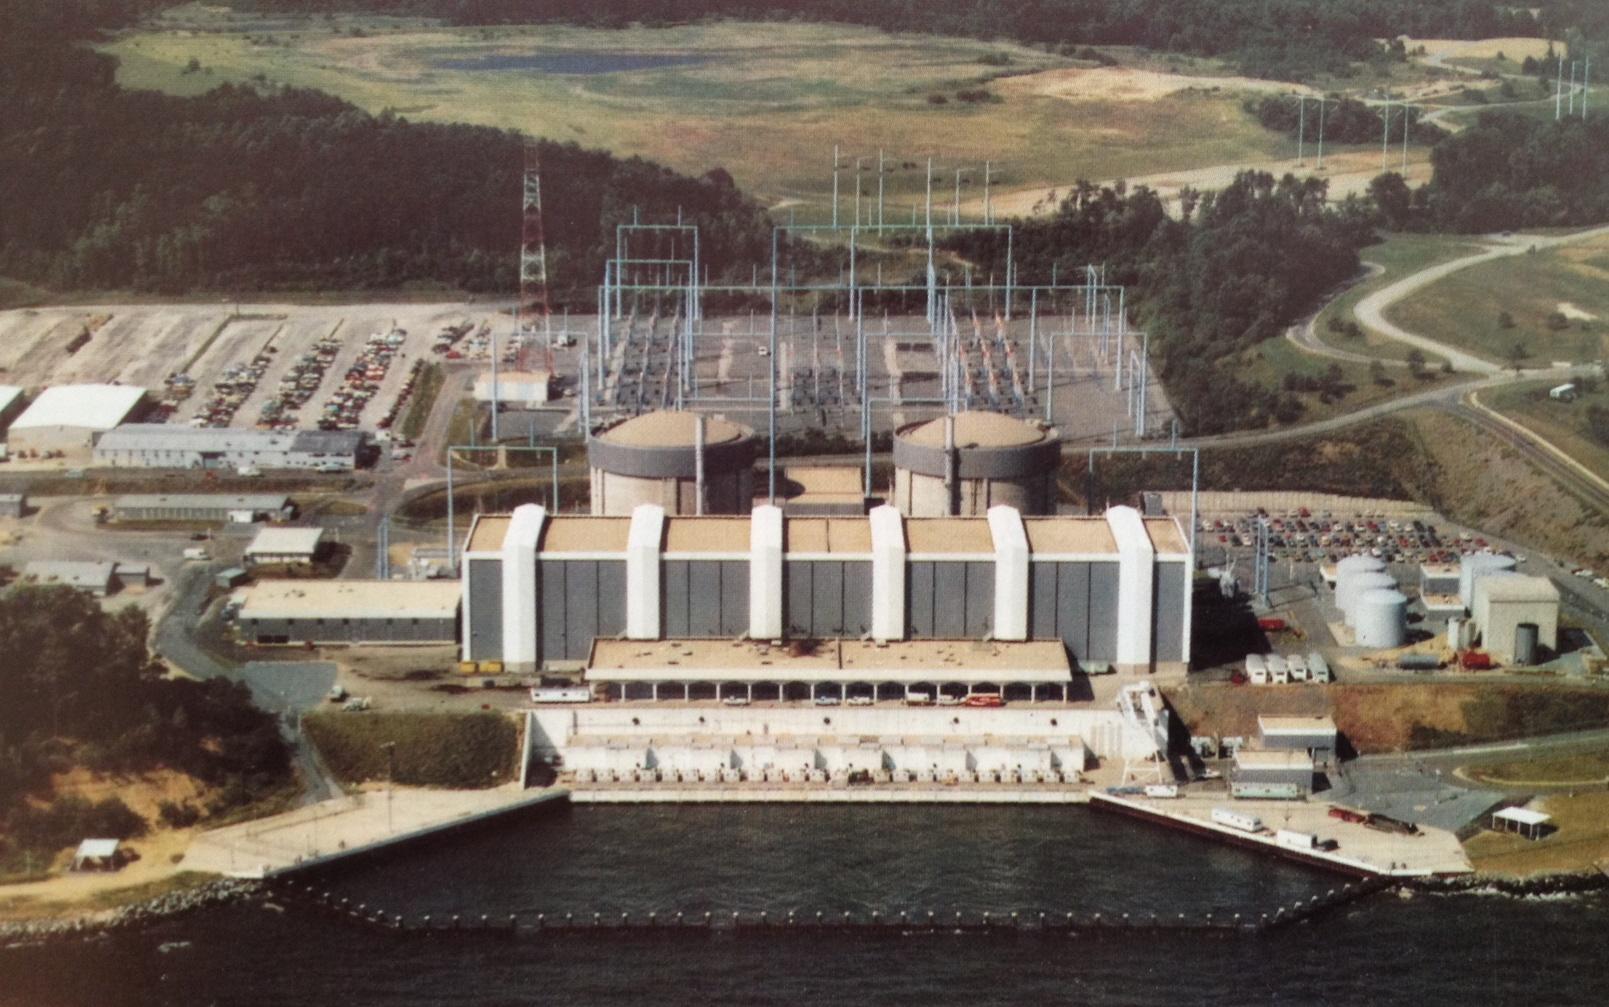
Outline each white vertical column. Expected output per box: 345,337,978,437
749,504,784,640
626,504,666,640
987,505,1029,641
1106,505,1155,671
869,504,906,643
501,504,546,671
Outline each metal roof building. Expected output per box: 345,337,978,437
1230,749,1314,797
244,526,325,566
8,385,147,457
112,493,294,523
93,424,363,471
19,560,117,596
235,580,461,645
1257,715,1338,767
1474,574,1560,664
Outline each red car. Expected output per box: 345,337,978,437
962,694,1004,708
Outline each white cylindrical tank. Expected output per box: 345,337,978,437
1355,589,1408,649
1343,571,1396,626
1335,555,1386,613
1446,616,1463,649
1459,553,1517,608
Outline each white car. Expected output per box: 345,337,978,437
721,695,751,707
846,695,874,706
812,694,840,707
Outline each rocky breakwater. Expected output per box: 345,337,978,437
1,877,263,947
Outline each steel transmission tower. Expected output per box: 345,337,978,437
520,142,554,375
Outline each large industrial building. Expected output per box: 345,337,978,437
459,502,1191,679
587,411,758,516
111,493,295,524
7,385,147,459
92,424,363,471
891,412,1060,517
234,580,461,645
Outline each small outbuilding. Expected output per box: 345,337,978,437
1229,749,1314,798
1491,807,1551,841
0,493,25,519
244,526,325,567
71,838,122,872
235,579,462,645
1257,715,1339,769
1473,574,1560,664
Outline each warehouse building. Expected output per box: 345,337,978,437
93,424,363,471
1229,749,1314,798
244,527,325,566
460,502,1192,677
1257,715,1338,770
111,494,295,524
235,580,461,645
19,560,117,596
7,385,147,460
1473,574,1559,664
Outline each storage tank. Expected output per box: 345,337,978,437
1354,589,1408,649
891,411,1060,516
1334,555,1386,613
587,411,758,516
1513,622,1540,666
1459,553,1517,608
1343,571,1396,627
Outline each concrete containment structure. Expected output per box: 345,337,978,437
1459,553,1518,609
587,411,758,516
461,503,1192,676
1354,588,1408,649
8,384,146,460
1473,574,1559,664
891,412,1060,517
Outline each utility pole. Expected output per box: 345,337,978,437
854,157,862,228
1296,94,1306,163
1583,57,1591,120
1316,96,1325,169
1557,56,1565,120
877,148,885,230
1401,103,1410,176
1380,99,1391,172
831,144,840,229
983,160,993,225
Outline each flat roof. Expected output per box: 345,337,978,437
1022,518,1115,555
900,411,1049,448
663,517,751,553
1493,807,1551,826
597,411,751,448
245,526,325,556
586,639,1071,684
114,493,289,510
21,560,115,588
785,518,872,554
1143,518,1189,555
905,519,996,554
783,466,865,498
236,580,462,620
1420,563,1460,577
1259,715,1338,736
97,424,292,452
467,515,510,554
12,385,145,432
1233,749,1315,769
1476,574,1560,604
541,517,631,553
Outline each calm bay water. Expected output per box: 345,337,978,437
4,804,1607,1006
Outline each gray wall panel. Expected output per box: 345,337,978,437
688,561,723,637
1056,562,1090,657
663,560,690,638
908,561,935,638
842,562,872,637
720,562,749,637
1086,561,1120,662
1031,563,1058,641
933,563,967,637
813,561,844,637
597,562,626,638
965,562,995,638
786,562,813,638
467,558,502,661
540,562,567,664
1154,562,1186,663
564,561,599,660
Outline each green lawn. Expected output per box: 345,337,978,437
1482,379,1609,484
1313,232,1485,361
1241,334,1456,424
1385,233,1609,366
101,14,1294,217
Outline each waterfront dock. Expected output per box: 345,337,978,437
182,785,569,879
1091,793,1473,877
570,785,1092,804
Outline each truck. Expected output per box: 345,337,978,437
1458,650,1494,671
1275,829,1317,851
530,687,592,704
181,547,210,561
1211,807,1264,833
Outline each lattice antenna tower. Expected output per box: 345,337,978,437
521,141,554,373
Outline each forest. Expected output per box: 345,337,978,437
0,588,291,877
944,174,1378,435
0,2,777,298
1246,95,1448,147
1413,113,1609,231
239,0,1542,79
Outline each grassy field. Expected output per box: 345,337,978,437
1386,233,1609,366
303,711,519,788
1240,334,1457,424
102,11,1296,216
1465,792,1609,877
1467,748,1609,786
1481,379,1609,484
1313,233,1486,361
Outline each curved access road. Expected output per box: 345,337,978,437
1353,224,1609,374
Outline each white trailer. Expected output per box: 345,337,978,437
1211,807,1264,833
530,686,592,704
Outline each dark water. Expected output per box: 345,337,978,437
430,51,711,75
4,805,1609,1006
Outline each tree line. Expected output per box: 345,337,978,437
1246,95,1448,147
0,4,778,300
942,174,1377,434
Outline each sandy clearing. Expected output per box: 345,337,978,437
1407,36,1552,62
970,147,1432,219
1556,302,1598,321
997,65,1313,104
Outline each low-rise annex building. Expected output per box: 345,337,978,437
93,424,363,471
234,580,461,645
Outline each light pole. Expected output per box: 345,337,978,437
382,741,396,834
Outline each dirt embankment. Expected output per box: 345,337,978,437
1165,682,1609,754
